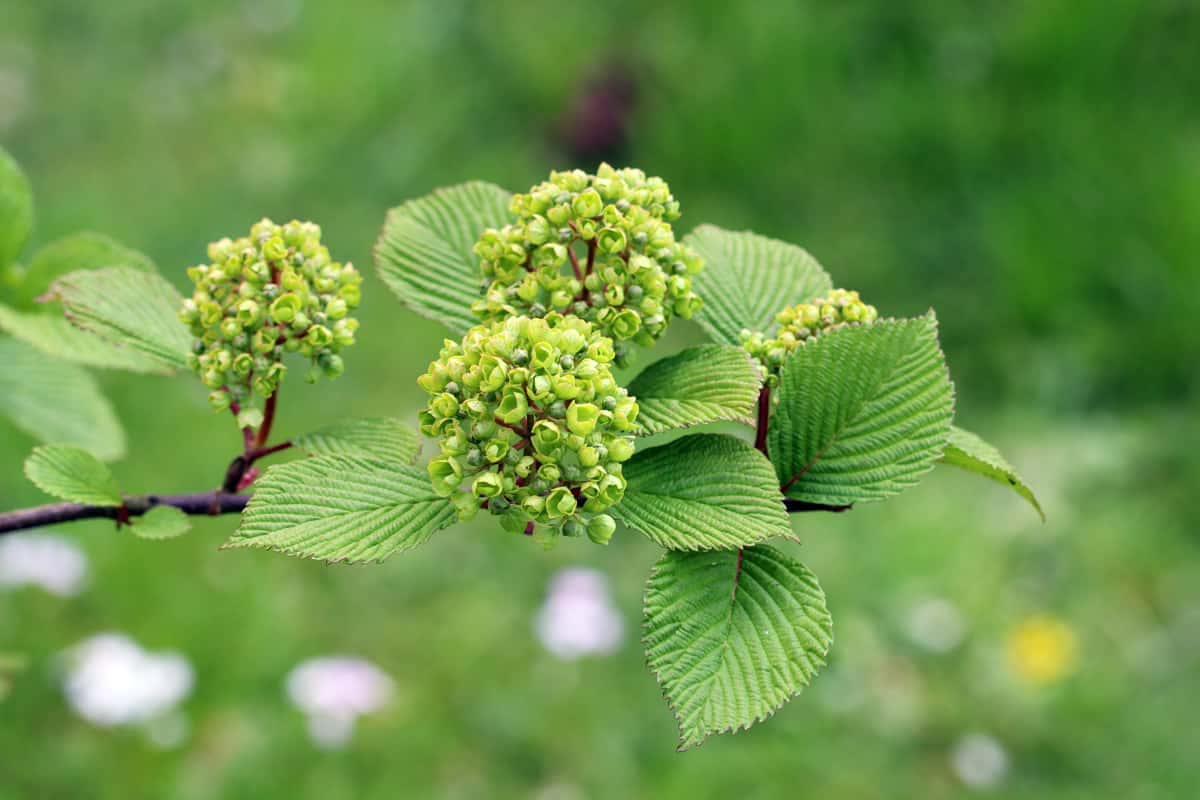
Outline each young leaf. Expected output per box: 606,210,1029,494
50,267,191,370
131,505,191,540
627,344,761,435
0,306,168,373
614,434,791,551
294,417,421,462
5,232,156,309
24,443,122,507
685,226,833,346
644,544,833,750
0,337,125,460
941,425,1044,521
770,314,954,506
226,456,457,563
374,182,512,334
0,147,33,270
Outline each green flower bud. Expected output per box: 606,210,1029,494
472,471,504,499
545,487,578,519
586,514,616,545
429,457,463,496
566,403,600,436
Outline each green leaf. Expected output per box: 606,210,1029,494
5,232,156,309
0,305,169,372
374,181,512,334
941,425,1044,521
686,226,833,346
294,417,421,462
0,336,125,460
50,266,191,370
131,505,192,539
0,147,33,270
644,544,833,750
614,434,791,551
628,344,762,436
24,443,122,506
770,314,954,506
225,456,457,563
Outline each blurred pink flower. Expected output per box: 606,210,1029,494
534,567,624,660
285,656,394,748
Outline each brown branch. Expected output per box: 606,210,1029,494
754,386,770,455
0,492,250,536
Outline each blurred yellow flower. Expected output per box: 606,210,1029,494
1006,615,1079,685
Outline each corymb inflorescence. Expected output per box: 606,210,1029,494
471,164,703,366
741,289,879,384
179,219,362,426
418,314,638,546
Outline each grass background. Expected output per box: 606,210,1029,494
1,1,1197,797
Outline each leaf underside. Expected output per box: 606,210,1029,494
0,305,168,372
685,225,833,346
644,544,833,750
23,443,123,506
6,231,156,309
769,314,955,506
50,266,191,370
374,181,512,335
0,337,125,460
226,456,458,563
941,424,1044,521
293,417,421,463
628,344,762,436
131,505,192,539
614,434,791,551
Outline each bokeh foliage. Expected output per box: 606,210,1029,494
0,1,1196,797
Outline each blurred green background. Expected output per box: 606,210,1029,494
1,1,1197,797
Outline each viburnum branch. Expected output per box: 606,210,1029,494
0,492,250,536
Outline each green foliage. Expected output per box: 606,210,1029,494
375,182,513,334
294,417,421,462
0,147,32,272
615,434,790,551
0,306,168,373
0,337,125,460
644,545,833,750
23,443,122,506
225,456,458,563
130,505,191,539
50,266,192,370
686,226,832,346
942,425,1044,521
0,146,1041,754
4,231,155,309
770,314,955,506
626,344,760,435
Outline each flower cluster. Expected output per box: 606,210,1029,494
740,289,879,384
418,315,638,546
179,219,362,424
470,164,703,366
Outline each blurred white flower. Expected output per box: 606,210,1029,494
0,534,88,596
903,595,966,653
285,656,394,748
950,732,1010,790
62,633,194,728
534,567,624,660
